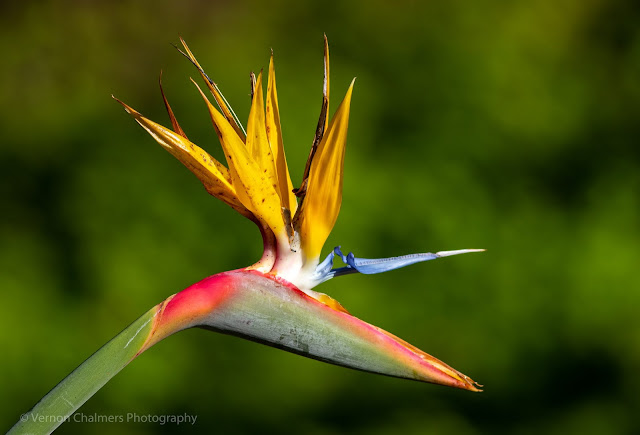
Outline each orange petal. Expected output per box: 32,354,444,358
158,71,188,139
294,36,331,200
322,34,330,132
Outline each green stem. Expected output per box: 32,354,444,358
8,305,160,434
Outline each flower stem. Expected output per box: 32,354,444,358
8,305,161,434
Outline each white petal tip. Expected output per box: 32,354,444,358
435,249,486,257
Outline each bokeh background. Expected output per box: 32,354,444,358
2,0,639,433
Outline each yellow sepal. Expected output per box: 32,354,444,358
314,292,350,314
113,96,250,216
296,80,355,261
192,81,286,238
246,71,281,213
266,54,298,216
179,37,247,142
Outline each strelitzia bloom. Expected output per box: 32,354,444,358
11,37,483,434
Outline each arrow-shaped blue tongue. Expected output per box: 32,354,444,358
311,246,484,285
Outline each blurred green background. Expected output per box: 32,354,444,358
2,0,639,433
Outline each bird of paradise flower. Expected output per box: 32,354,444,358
10,36,484,434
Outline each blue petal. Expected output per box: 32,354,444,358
315,250,335,276
311,246,484,286
342,250,440,274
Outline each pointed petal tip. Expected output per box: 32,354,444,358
344,78,356,98
436,248,486,258
459,376,483,392
189,77,207,99
111,95,134,115
435,369,483,392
